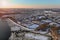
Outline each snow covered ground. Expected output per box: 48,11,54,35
9,32,51,40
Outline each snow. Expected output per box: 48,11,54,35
25,33,51,40
11,26,20,31
28,24,39,29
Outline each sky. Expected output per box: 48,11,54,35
0,0,60,8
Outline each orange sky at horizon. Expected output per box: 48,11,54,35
0,5,60,8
